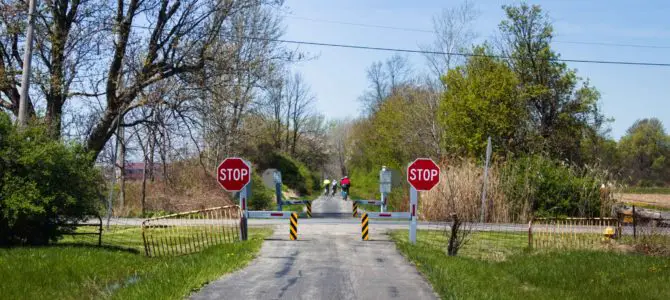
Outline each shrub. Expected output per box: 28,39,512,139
258,152,314,195
249,172,275,210
500,155,608,218
0,115,103,245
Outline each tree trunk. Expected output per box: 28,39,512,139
115,118,125,211
45,99,64,138
447,214,462,256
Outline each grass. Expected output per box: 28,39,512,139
623,201,670,212
0,227,272,300
60,225,146,253
391,230,670,299
622,187,670,194
281,204,305,214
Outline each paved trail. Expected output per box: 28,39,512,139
190,196,438,300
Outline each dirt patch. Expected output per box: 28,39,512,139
617,193,670,209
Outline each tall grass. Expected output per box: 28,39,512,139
421,157,617,222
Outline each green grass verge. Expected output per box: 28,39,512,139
281,204,305,213
623,201,670,212
391,230,670,299
0,228,272,300
622,187,670,194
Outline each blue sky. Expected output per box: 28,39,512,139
281,0,670,140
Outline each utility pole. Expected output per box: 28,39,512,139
18,0,38,127
480,136,492,223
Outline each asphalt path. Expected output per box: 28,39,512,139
189,196,438,300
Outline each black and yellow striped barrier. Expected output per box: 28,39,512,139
306,202,312,218
361,212,369,240
289,212,298,240
353,202,359,217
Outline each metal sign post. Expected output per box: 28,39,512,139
409,187,418,244
380,166,392,213
274,170,282,211
480,137,492,223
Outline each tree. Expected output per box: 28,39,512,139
284,72,314,155
439,46,525,159
499,3,605,162
619,118,670,186
421,0,478,90
359,54,412,114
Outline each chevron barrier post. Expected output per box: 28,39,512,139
353,201,359,217
306,202,312,218
289,212,299,240
361,212,369,241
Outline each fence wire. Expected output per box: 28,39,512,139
418,209,670,261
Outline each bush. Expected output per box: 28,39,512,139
258,152,314,195
249,172,275,210
500,155,609,218
0,115,103,245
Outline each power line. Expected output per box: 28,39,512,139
283,15,433,34
283,14,670,50
242,36,670,67
66,23,670,67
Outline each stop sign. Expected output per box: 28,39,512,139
217,157,251,191
407,158,441,191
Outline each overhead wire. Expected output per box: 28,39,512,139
281,13,670,50
237,36,670,67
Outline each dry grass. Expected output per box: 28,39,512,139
421,159,526,223
618,193,670,209
115,161,234,217
420,159,617,223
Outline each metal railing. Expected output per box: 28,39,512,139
530,217,620,250
141,205,242,257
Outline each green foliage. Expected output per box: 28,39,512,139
0,114,103,245
618,118,670,186
500,155,608,217
440,46,525,158
256,151,314,195
249,172,275,210
500,3,605,162
348,167,406,211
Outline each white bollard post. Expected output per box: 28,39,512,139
409,187,417,244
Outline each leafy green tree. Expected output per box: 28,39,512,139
499,3,605,162
439,46,526,158
618,118,670,186
0,114,103,245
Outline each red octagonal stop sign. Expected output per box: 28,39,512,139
407,158,441,191
217,157,251,192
